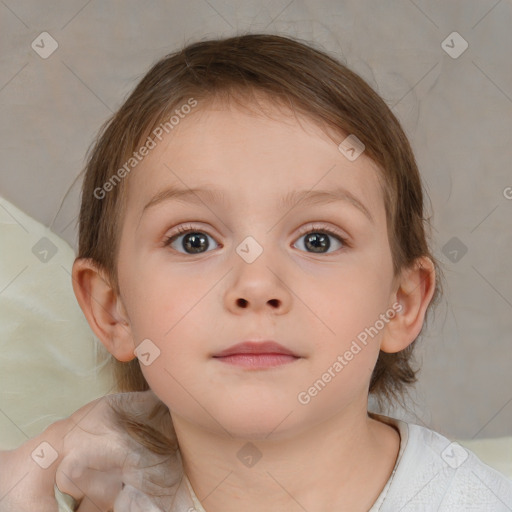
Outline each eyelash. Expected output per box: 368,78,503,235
295,224,349,251
162,223,349,254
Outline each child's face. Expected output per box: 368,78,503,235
115,99,399,437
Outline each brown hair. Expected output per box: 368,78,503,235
76,32,444,452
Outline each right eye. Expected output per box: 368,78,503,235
163,225,220,254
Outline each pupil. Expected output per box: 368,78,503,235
306,233,329,253
184,232,208,253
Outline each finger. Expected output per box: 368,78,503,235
75,492,116,512
75,498,109,512
75,496,109,512
56,440,132,496
58,468,123,512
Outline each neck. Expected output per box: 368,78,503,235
171,402,400,512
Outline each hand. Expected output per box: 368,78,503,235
54,390,182,512
0,444,61,512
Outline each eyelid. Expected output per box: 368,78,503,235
162,223,220,248
294,222,351,247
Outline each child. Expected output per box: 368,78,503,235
1,32,511,511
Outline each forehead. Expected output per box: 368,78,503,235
124,99,385,223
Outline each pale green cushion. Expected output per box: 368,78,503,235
457,436,512,480
0,195,114,450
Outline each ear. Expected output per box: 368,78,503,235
380,256,436,353
71,257,136,362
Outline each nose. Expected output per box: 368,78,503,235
224,253,292,315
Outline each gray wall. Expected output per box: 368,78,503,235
0,0,511,439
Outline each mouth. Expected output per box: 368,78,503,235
212,341,301,369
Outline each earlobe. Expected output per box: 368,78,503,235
380,256,436,354
71,258,136,362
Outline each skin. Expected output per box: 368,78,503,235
72,96,436,512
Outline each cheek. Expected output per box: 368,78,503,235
303,252,393,376
312,267,391,338
122,254,209,338
121,262,216,391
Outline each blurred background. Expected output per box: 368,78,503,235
0,0,511,443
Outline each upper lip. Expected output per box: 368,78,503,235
213,341,299,358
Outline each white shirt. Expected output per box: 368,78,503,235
55,412,512,511
367,412,512,511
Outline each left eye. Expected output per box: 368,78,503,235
293,227,346,254
163,226,219,254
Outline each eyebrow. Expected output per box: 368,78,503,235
141,185,374,224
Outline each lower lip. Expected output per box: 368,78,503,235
213,354,299,369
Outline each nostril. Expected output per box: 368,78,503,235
268,299,280,308
236,298,248,308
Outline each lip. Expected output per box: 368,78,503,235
213,353,299,369
212,341,299,358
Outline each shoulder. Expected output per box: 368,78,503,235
369,413,512,511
